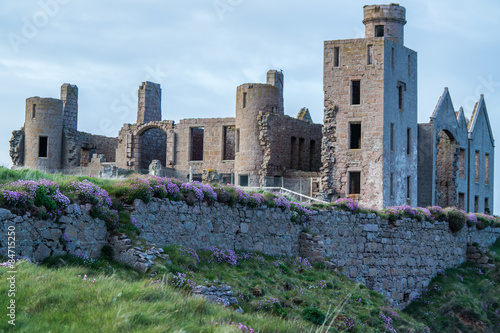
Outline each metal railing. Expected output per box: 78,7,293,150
244,186,328,204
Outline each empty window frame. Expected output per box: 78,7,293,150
398,82,406,110
375,25,384,37
298,138,305,170
290,136,297,169
474,196,479,213
351,80,361,105
391,48,395,69
458,193,465,210
333,47,340,67
236,129,240,153
459,149,466,178
390,172,394,197
367,44,373,65
390,123,395,152
38,136,48,158
406,176,411,204
349,123,361,149
348,171,361,195
242,92,247,108
309,140,316,171
485,198,490,214
475,150,480,183
190,127,204,161
406,128,411,155
239,175,249,187
32,104,36,119
223,126,235,160
485,153,490,185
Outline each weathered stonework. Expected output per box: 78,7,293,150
9,129,24,167
0,205,107,261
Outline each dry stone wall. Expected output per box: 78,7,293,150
0,205,107,262
131,198,499,308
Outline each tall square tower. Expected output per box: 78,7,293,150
322,4,417,208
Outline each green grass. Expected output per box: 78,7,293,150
0,245,431,332
404,238,500,332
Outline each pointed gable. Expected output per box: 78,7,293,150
468,95,495,146
296,107,313,123
456,107,468,129
430,88,459,129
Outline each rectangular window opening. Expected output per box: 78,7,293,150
349,171,361,195
392,48,395,69
475,151,480,183
309,140,316,171
398,83,405,110
367,45,373,65
459,149,465,178
333,47,340,67
351,80,361,105
236,129,240,153
406,176,411,204
458,193,465,210
485,153,490,185
39,136,48,158
406,128,411,155
190,127,204,161
223,126,235,160
242,92,247,108
290,136,297,169
390,173,394,198
485,198,490,214
239,175,249,187
32,104,36,119
390,123,395,152
375,25,384,37
474,196,479,213
349,123,361,149
298,138,305,170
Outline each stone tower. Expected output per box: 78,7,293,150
61,83,78,131
24,97,64,171
322,3,417,208
137,81,162,124
235,70,284,186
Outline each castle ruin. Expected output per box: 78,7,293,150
9,4,494,213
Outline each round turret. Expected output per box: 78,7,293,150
24,97,63,171
234,83,281,186
363,3,406,44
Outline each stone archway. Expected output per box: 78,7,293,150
135,123,170,172
436,130,458,208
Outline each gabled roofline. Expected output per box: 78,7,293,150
468,95,495,146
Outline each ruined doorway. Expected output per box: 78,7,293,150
436,130,458,208
138,128,167,171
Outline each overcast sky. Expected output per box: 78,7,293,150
1,0,499,210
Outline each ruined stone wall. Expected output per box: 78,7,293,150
62,129,118,169
258,113,322,183
61,83,78,131
322,38,386,208
137,81,161,124
9,129,24,167
0,206,107,262
172,118,236,181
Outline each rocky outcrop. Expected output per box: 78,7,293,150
192,283,240,309
108,234,167,272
